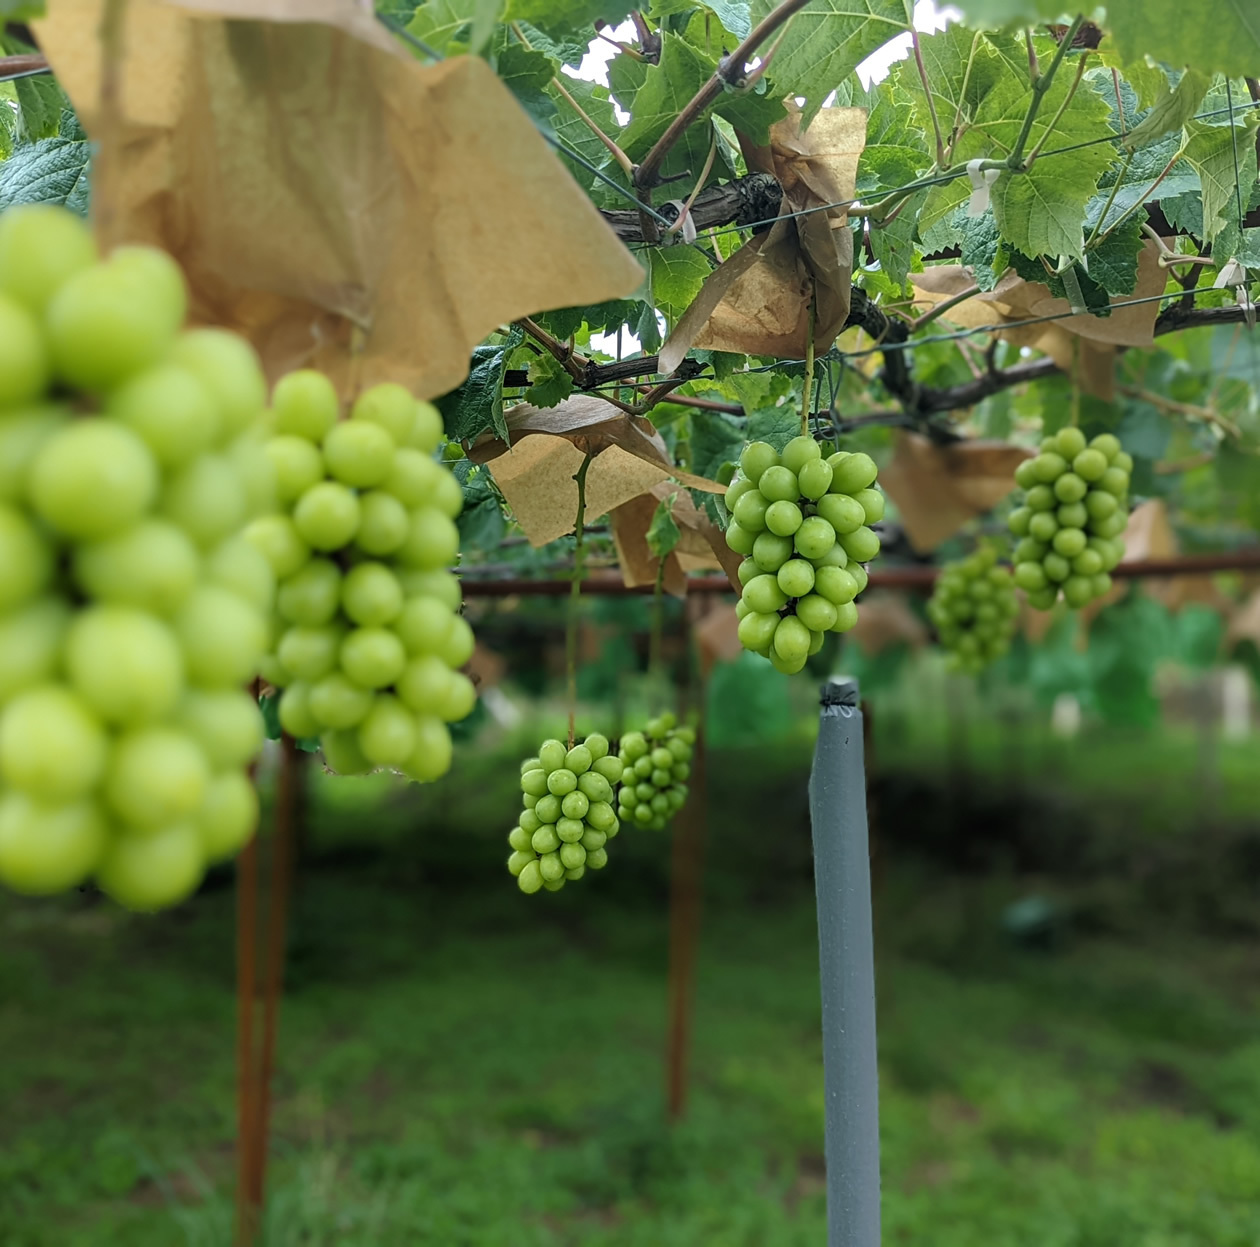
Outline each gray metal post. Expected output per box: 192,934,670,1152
809,675,880,1247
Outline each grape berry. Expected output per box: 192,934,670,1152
508,734,622,893
615,712,693,831
0,205,274,911
726,437,882,673
254,374,473,782
1008,428,1129,610
927,548,1018,674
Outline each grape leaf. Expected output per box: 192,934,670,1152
0,127,90,214
505,0,636,36
653,0,752,41
1007,248,1110,315
747,406,800,451
497,44,558,133
910,32,1115,258
1116,399,1173,461
898,22,1004,153
1103,0,1260,82
607,49,649,113
690,409,746,480
870,189,924,287
407,0,503,54
13,75,68,143
618,34,715,180
437,328,523,443
944,0,1067,23
987,77,1117,258
749,0,908,123
1092,49,1169,114
1182,115,1260,244
958,209,1003,291
858,143,924,196
511,22,589,67
646,493,682,558
712,81,787,147
648,245,712,326
525,353,576,408
1086,135,1199,234
1081,216,1145,296
1160,190,1204,240
1122,69,1211,152
545,76,627,206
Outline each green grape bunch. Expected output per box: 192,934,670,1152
615,712,694,831
508,734,623,893
725,436,883,674
927,548,1019,674
1007,428,1130,610
253,371,474,783
0,204,278,911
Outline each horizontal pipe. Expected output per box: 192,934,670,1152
458,550,1260,597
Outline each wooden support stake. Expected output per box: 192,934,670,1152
665,728,707,1121
234,736,303,1246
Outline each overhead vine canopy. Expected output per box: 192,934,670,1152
3,0,1258,562
379,0,1259,558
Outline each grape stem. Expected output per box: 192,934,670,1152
649,558,666,679
94,0,131,252
566,454,594,748
802,285,816,439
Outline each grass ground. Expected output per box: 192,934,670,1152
6,840,1260,1246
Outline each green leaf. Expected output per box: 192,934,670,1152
507,22,589,67
1103,0,1260,82
907,31,1116,260
896,22,1004,155
958,209,1004,291
0,128,90,214
870,189,923,286
525,353,576,408
1086,136,1199,234
747,406,800,451
437,328,524,443
690,408,746,480
506,0,636,35
1182,114,1260,244
1116,399,1172,461
858,143,925,196
653,0,752,40
1173,605,1223,670
646,493,682,558
497,44,558,133
750,0,908,123
944,0,1068,25
545,76,627,206
712,81,787,146
13,75,69,143
648,245,712,326
0,0,44,17
618,35,717,181
1082,216,1145,296
407,0,503,54
1122,69,1211,152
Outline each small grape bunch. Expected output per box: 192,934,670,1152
615,712,694,831
0,204,276,911
252,372,474,782
725,437,883,675
1008,428,1130,610
927,548,1019,674
508,734,623,893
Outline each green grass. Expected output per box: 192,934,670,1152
6,851,1260,1246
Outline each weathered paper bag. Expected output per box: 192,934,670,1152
35,0,644,400
659,107,865,371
